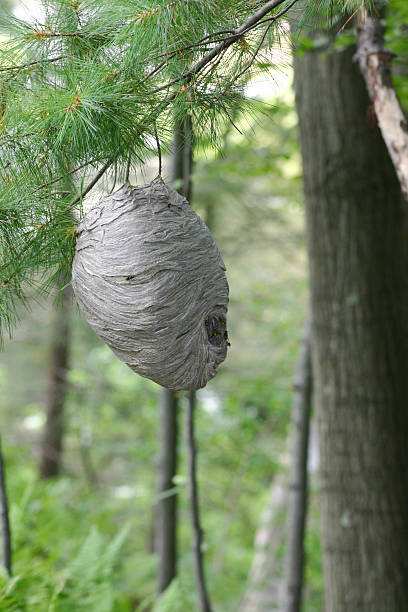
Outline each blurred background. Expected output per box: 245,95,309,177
1,1,406,611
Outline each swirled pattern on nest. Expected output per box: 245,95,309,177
72,177,229,390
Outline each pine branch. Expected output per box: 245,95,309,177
0,0,301,340
234,0,299,82
0,55,63,73
34,159,97,192
69,157,114,209
152,0,297,94
27,29,107,42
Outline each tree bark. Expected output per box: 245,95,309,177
293,36,408,612
39,281,71,479
0,438,11,576
355,15,408,201
284,318,312,612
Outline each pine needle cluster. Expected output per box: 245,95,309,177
0,0,376,340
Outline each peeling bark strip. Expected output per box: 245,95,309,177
355,16,408,200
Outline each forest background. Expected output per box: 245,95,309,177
0,1,407,611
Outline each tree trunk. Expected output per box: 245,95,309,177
284,318,312,612
155,117,193,594
293,37,408,612
0,438,11,576
39,282,71,479
156,388,179,592
186,390,212,612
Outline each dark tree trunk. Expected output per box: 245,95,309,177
156,389,179,592
294,37,408,612
284,318,312,612
0,438,11,576
39,282,71,479
155,117,193,594
186,391,212,612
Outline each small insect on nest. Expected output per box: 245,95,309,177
72,177,229,390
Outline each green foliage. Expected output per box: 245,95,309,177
0,441,156,611
387,0,408,110
152,579,196,612
0,498,131,611
0,0,295,338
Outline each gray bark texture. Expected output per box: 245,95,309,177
294,37,408,612
39,282,71,479
284,319,312,612
72,177,229,391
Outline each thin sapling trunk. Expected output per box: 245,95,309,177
186,391,213,612
284,317,312,612
0,438,12,576
39,281,71,479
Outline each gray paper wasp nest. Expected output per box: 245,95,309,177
72,177,229,390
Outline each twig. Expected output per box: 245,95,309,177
186,391,212,612
29,30,106,41
154,124,162,176
34,159,96,192
234,22,274,83
338,7,360,34
69,157,114,209
109,161,118,194
125,150,132,182
0,55,63,73
234,0,298,82
0,437,12,576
